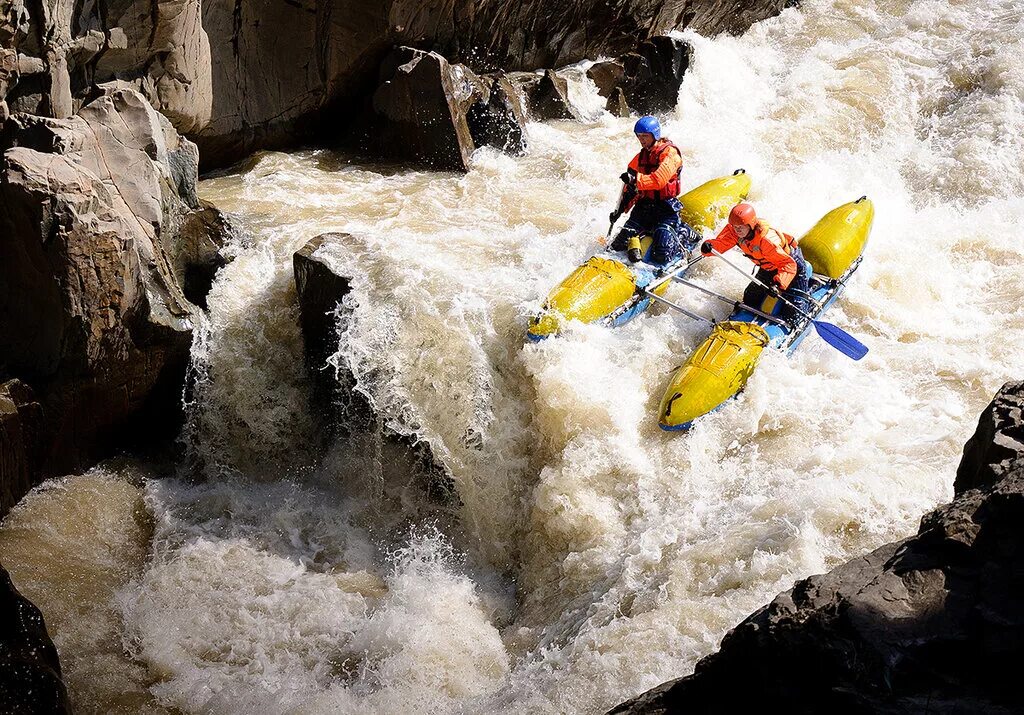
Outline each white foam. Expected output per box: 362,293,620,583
111,0,1024,712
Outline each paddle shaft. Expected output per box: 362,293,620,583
709,248,817,323
672,276,787,326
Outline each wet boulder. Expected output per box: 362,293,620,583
592,36,693,117
587,60,626,99
609,381,1024,715
370,47,483,171
527,69,582,121
0,87,231,479
0,565,69,714
606,87,632,117
293,234,456,509
467,74,528,155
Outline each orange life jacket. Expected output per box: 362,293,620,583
636,139,682,201
708,220,801,288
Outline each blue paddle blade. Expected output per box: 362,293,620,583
813,320,869,360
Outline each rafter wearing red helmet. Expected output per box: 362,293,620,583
701,203,812,323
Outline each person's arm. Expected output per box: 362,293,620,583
703,224,738,254
636,147,682,191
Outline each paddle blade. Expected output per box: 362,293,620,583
813,320,868,360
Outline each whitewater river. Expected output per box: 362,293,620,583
2,0,1023,712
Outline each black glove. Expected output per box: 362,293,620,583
609,211,618,224
620,169,637,187
627,247,643,263
700,242,713,255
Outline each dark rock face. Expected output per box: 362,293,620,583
0,381,42,518
588,36,692,117
619,37,693,114
467,75,528,155
527,69,581,121
609,381,1024,715
369,48,482,172
0,564,70,715
294,234,455,507
0,87,229,484
0,0,788,168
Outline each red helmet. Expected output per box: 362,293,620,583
728,203,757,229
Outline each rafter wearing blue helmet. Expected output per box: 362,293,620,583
610,115,699,266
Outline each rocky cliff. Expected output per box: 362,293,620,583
0,86,230,513
610,381,1024,715
0,0,790,168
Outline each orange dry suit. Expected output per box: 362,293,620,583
706,220,812,322
611,139,698,265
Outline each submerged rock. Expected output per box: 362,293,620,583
294,234,456,508
609,381,1024,715
0,87,230,486
0,564,69,714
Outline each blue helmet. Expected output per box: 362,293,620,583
633,115,662,140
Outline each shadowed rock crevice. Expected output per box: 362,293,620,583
609,381,1024,715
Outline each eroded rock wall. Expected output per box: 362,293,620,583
0,86,229,493
1,0,790,168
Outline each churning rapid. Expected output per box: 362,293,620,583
4,0,1024,712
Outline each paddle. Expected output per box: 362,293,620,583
708,248,868,360
599,181,638,246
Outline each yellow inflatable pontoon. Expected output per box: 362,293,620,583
659,197,875,431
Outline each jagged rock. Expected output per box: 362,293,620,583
587,60,626,99
293,234,456,507
0,564,70,714
369,47,483,171
609,381,1024,715
176,200,236,309
0,87,229,478
606,87,632,117
0,381,42,518
467,74,528,155
528,69,581,121
955,380,1024,493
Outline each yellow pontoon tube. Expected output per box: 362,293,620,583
659,197,874,431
